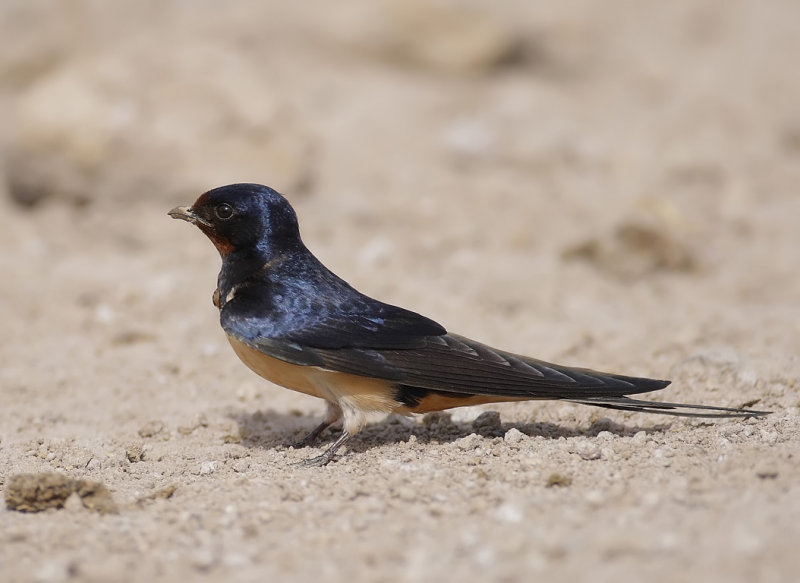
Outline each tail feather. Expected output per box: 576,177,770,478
568,396,770,418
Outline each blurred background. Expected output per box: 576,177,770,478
1,1,798,581
2,0,798,359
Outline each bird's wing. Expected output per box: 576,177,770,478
311,333,671,399
223,293,669,400
221,296,768,416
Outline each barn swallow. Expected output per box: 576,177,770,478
169,183,768,465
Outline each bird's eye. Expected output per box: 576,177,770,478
215,203,234,220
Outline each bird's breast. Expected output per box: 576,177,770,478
225,335,399,415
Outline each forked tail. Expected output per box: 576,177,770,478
568,396,769,418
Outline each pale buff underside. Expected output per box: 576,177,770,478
227,336,530,435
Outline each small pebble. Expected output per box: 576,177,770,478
545,473,572,488
472,411,502,434
504,427,525,444
125,442,145,463
571,440,601,461
138,420,165,438
455,433,483,451
231,459,250,473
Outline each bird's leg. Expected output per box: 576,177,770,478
293,420,332,448
292,401,342,448
297,431,351,467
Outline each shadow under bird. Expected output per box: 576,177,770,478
169,183,768,465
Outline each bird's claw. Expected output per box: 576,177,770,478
295,451,339,467
293,431,351,467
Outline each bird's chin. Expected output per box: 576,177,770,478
168,206,211,227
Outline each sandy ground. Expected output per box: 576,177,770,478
1,1,799,582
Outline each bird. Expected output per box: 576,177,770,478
169,183,768,465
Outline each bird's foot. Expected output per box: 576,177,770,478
296,450,338,467
294,431,351,467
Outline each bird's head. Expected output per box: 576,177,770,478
169,183,301,258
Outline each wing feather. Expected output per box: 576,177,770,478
309,334,666,398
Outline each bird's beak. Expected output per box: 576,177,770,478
168,206,211,227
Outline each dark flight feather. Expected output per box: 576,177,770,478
227,328,671,399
